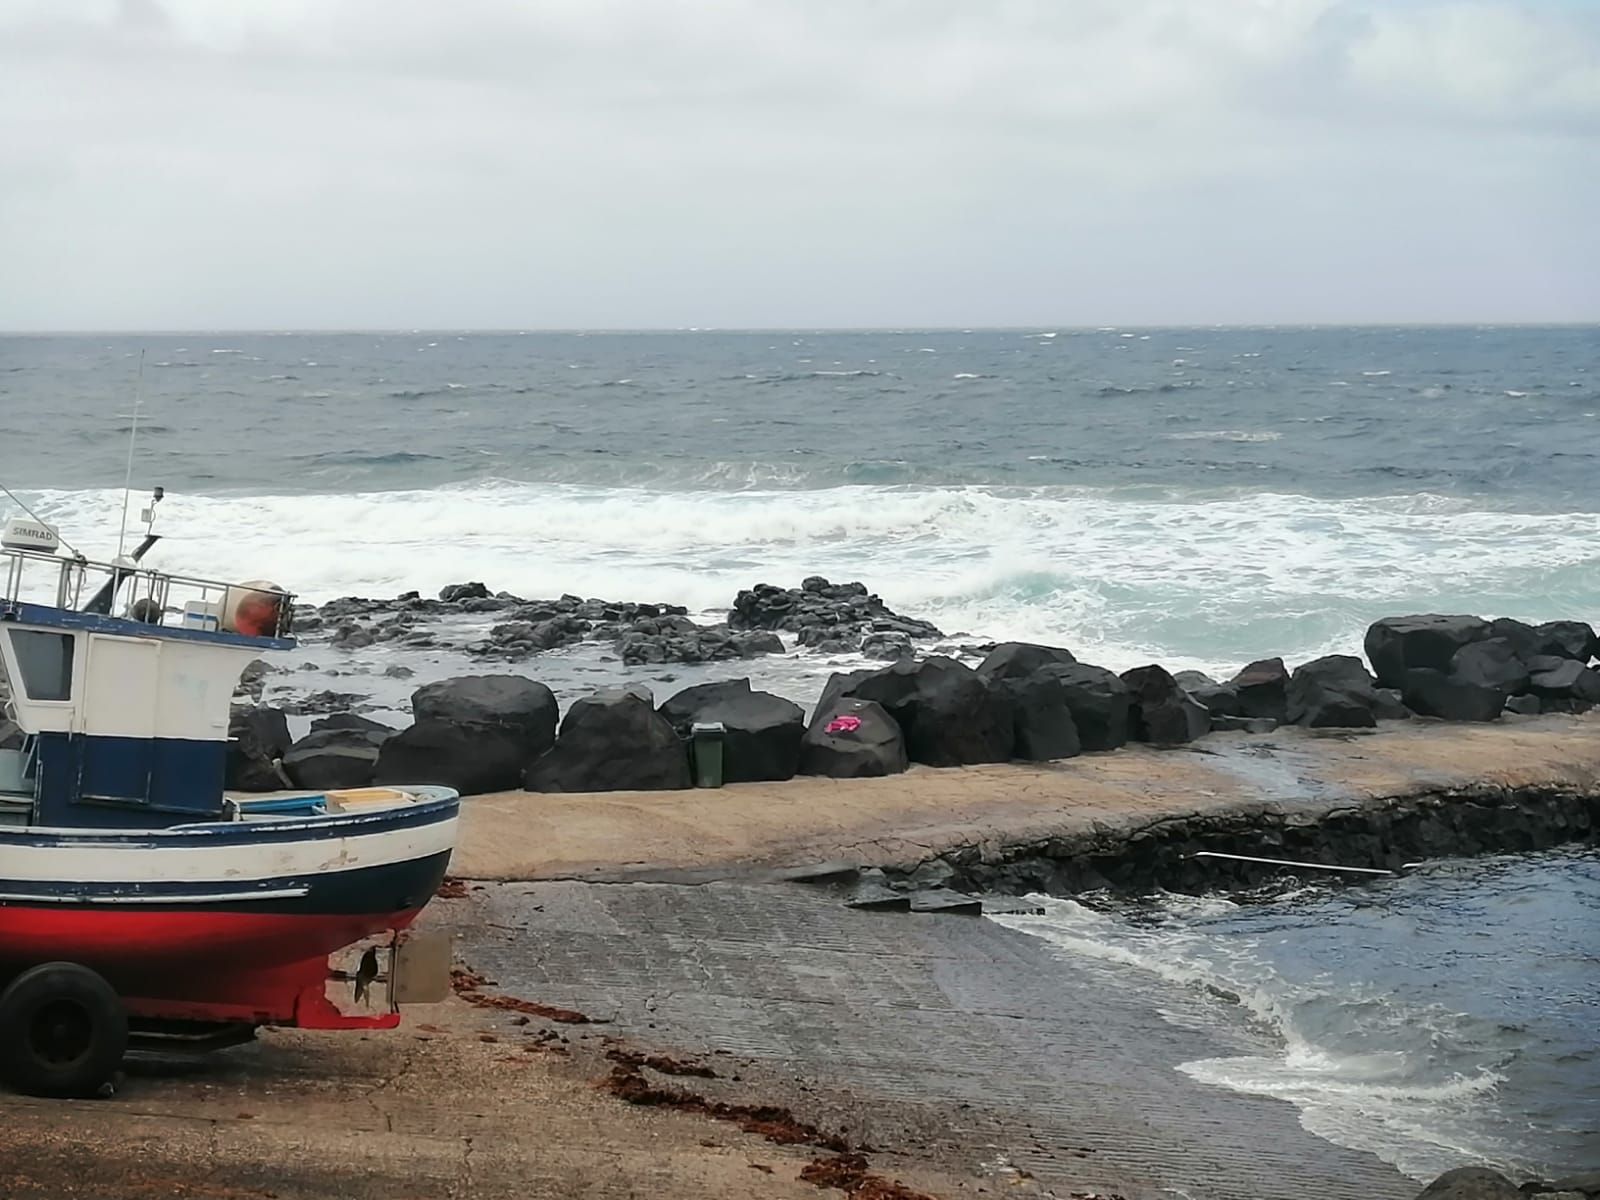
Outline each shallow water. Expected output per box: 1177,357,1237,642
991,848,1600,1182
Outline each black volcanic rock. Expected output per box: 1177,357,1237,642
282,726,392,790
1364,614,1491,688
1229,657,1290,723
1534,619,1598,663
1120,665,1209,746
731,577,942,653
837,657,1013,767
1414,1167,1523,1200
1175,671,1242,718
799,697,908,779
1043,663,1131,751
1287,655,1383,728
1449,638,1529,695
658,679,806,783
976,642,1078,681
227,706,291,792
375,675,559,796
1402,668,1505,723
989,670,1082,761
525,690,691,792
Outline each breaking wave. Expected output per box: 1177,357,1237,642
14,481,1599,679
991,862,1598,1183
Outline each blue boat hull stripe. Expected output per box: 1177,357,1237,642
5,793,459,849
0,888,312,905
0,852,454,916
5,601,294,651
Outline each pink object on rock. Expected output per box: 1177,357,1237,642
825,715,863,735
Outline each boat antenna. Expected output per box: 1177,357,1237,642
116,350,145,561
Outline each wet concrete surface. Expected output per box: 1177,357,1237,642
454,879,1418,1200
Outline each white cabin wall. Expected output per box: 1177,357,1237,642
152,639,256,742
81,635,160,739
2,626,256,742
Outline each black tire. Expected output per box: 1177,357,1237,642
0,962,128,1098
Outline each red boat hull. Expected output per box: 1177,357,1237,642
0,904,428,1029
0,904,425,975
0,791,459,1031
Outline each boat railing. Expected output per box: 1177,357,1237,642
0,545,295,638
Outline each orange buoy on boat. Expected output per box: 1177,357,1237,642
222,580,288,637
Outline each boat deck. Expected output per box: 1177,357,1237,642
0,786,439,830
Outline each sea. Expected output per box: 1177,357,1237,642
1,327,1596,1180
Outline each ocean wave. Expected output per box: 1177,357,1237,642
65,422,178,438
1169,430,1283,443
386,387,459,400
1097,381,1205,397
289,450,448,468
992,895,1527,1181
745,369,886,384
13,481,1599,680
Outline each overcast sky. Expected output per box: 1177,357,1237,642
1,0,1597,329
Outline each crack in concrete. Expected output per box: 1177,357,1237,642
446,1135,476,1200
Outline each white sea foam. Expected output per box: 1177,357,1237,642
992,897,1520,1182
1168,430,1283,443
16,481,1600,679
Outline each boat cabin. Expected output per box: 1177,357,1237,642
0,539,293,831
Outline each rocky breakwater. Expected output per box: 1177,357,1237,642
1414,1168,1600,1200
860,616,1600,895
230,675,560,796
227,607,1599,830
285,574,947,671
730,576,944,659
1366,614,1600,720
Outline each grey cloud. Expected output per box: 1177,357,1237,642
0,0,1596,329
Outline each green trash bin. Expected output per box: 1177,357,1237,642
691,721,726,788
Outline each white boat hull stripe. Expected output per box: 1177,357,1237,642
0,818,458,884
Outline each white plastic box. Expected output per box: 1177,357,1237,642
182,601,222,632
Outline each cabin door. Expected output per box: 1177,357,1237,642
77,634,160,807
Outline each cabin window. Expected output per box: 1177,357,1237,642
9,630,75,701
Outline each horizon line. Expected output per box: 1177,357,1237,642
2,320,1598,336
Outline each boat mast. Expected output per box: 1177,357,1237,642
115,350,145,562
82,351,162,615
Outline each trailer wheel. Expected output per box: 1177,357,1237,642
0,962,128,1098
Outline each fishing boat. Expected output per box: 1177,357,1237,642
0,497,459,1097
